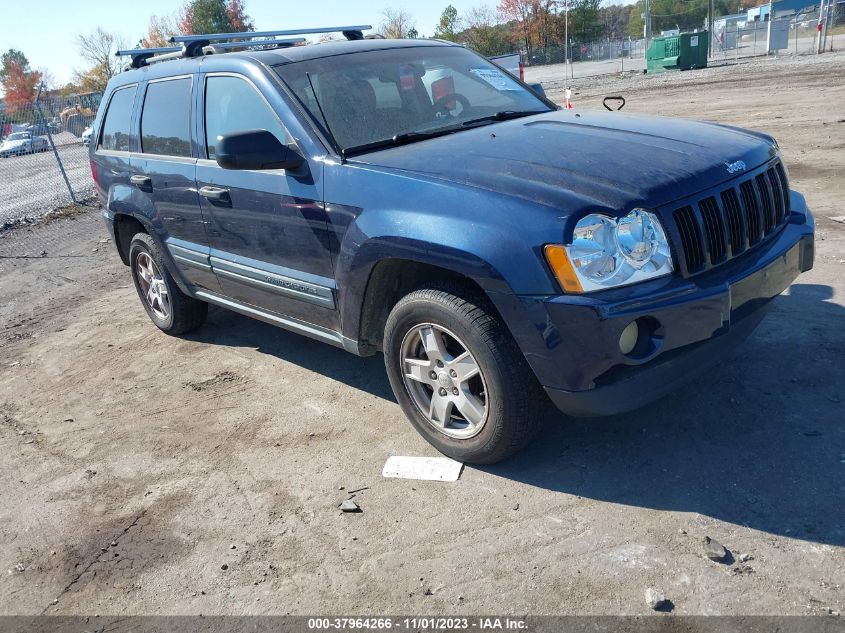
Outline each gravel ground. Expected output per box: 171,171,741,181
0,132,94,226
0,52,843,617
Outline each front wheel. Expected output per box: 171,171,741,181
383,286,544,464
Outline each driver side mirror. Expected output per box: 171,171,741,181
214,129,304,171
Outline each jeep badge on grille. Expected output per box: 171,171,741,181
725,160,747,174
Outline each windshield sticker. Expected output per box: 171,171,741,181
469,68,518,91
399,64,416,91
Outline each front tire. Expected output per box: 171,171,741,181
129,233,207,335
384,286,544,464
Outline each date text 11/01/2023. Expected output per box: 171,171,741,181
306,617,527,630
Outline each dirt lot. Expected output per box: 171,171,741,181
1,53,844,617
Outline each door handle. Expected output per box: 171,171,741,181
130,175,152,190
199,186,231,204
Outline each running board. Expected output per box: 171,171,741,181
194,290,360,354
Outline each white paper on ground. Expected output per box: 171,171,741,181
382,456,464,482
830,216,845,224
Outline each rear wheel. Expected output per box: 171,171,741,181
384,286,544,464
129,233,207,335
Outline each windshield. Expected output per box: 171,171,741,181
275,46,552,154
7,133,29,141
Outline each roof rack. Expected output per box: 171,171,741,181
168,25,372,44
116,24,372,69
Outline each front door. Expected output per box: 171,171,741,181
196,73,336,329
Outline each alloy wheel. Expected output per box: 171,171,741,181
400,323,489,439
135,251,171,321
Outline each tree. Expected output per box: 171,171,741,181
379,8,416,38
141,14,178,48
460,5,514,56
435,5,461,40
498,0,537,56
497,0,556,58
178,0,254,35
1,49,30,82
599,4,632,39
1,58,42,112
569,0,602,42
626,0,740,37
73,28,125,93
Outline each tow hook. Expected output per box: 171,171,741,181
603,96,626,111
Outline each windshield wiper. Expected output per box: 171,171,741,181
342,111,545,157
343,126,464,157
460,110,543,127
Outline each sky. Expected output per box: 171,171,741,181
2,0,495,87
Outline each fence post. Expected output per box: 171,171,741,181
34,82,78,205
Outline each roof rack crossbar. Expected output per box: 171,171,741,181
116,47,183,69
116,47,182,57
205,37,306,51
169,25,372,44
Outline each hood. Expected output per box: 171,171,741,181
350,110,778,213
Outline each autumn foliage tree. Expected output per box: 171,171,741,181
141,14,178,48
177,0,254,35
1,49,42,113
497,0,558,58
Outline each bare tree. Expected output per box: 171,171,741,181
465,4,498,29
141,14,178,48
379,8,416,39
36,67,57,92
74,28,125,93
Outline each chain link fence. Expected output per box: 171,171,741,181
524,1,843,79
0,86,100,229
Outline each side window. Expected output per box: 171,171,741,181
205,75,291,159
99,86,135,152
140,78,192,157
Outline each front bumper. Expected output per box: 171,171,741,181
524,198,814,417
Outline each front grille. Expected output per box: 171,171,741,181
670,161,790,275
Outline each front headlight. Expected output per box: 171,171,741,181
545,209,673,293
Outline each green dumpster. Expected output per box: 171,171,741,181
647,31,708,73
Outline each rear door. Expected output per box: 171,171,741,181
130,75,218,291
196,71,336,329
93,84,137,212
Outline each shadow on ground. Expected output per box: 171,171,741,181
483,283,845,546
192,283,844,546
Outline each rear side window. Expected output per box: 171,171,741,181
141,78,192,157
204,75,290,159
99,86,135,152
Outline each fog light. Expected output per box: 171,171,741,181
619,321,639,355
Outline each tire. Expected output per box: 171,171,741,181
128,233,207,335
383,285,544,464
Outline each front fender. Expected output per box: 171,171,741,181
324,159,566,363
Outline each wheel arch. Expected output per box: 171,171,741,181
112,213,147,265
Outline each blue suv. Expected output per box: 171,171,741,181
91,35,814,463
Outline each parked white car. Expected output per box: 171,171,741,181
0,131,49,157
81,124,94,147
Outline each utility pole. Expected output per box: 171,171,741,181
644,0,652,57
817,0,827,53
708,0,715,58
